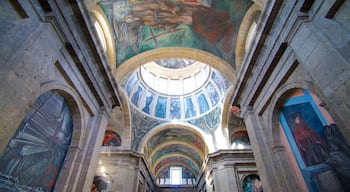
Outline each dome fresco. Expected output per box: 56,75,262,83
154,58,196,69
121,59,229,120
98,0,253,66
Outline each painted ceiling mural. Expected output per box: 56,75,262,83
121,61,229,122
106,0,251,179
146,128,206,155
98,0,253,66
138,126,208,178
150,144,202,168
145,128,206,170
154,156,199,176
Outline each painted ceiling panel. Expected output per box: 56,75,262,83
146,128,206,155
154,156,199,176
98,0,252,66
121,62,229,121
150,144,202,166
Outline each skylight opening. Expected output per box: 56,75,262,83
140,61,210,96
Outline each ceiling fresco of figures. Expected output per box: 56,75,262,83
120,59,230,121
98,0,252,66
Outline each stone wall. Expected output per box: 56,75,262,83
0,0,119,191
232,0,350,191
97,150,156,192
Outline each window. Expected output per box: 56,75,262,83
170,167,182,185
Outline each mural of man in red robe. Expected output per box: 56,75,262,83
291,113,329,166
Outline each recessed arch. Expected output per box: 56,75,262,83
269,81,316,148
154,160,198,178
0,87,79,191
138,122,210,154
39,81,85,149
90,4,116,71
235,3,262,71
268,81,321,191
149,142,204,166
152,153,200,171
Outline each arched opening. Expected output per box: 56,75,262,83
0,91,73,191
242,174,263,192
102,130,121,146
278,88,350,191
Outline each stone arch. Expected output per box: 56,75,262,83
116,47,236,151
38,81,86,191
115,47,236,85
221,86,236,148
0,81,84,191
235,3,262,71
90,4,116,71
241,173,263,192
102,130,122,147
267,81,316,191
269,81,315,148
39,81,85,149
117,88,132,149
138,122,210,154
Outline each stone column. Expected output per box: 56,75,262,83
244,108,306,191
69,108,109,192
244,109,280,191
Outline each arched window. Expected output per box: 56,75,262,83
0,91,73,191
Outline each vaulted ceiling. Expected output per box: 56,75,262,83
89,0,258,180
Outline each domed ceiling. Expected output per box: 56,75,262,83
95,0,254,182
122,58,228,120
120,57,230,179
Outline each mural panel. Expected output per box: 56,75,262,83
280,89,350,191
98,0,252,66
206,82,219,106
0,92,72,192
146,128,205,156
142,91,154,114
155,96,167,118
197,93,209,114
131,85,144,107
151,144,202,166
126,71,138,95
242,174,263,192
102,130,122,146
170,98,181,119
184,97,196,118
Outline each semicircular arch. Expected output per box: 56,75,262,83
138,122,210,154
115,47,236,85
152,153,200,171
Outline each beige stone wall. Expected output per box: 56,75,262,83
232,0,350,191
196,150,257,192
98,150,156,192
